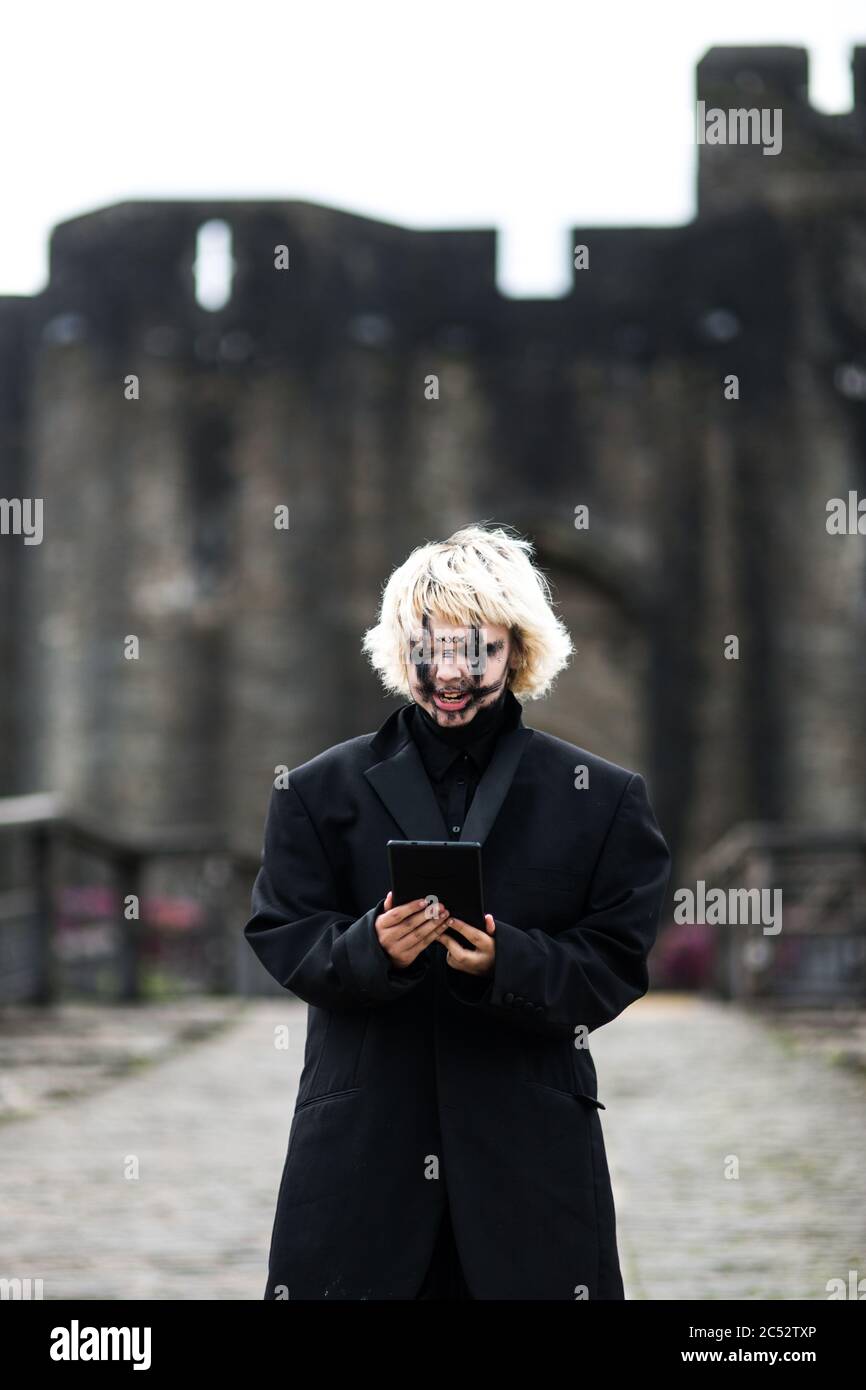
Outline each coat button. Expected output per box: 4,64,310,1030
523,1000,536,1011
504,992,514,1005
534,1004,544,1012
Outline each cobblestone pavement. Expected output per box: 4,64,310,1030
1,993,864,1299
0,1000,245,1123
0,1000,297,1300
592,994,866,1300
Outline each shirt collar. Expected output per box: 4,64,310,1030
408,689,521,782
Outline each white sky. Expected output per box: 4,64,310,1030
2,1,863,298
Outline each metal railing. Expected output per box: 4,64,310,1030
0,793,265,1004
695,823,866,1005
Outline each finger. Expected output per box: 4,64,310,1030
382,898,439,930
484,914,496,934
413,913,452,944
400,905,451,944
385,901,448,941
443,916,487,947
441,933,494,977
439,935,474,967
391,912,451,966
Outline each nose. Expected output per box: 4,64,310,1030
433,658,464,685
431,643,474,686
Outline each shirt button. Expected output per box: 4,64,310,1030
452,825,460,834
457,779,466,786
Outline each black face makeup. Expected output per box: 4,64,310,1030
407,612,513,726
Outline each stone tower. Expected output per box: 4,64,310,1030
0,44,863,883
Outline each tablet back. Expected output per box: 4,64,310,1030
387,839,485,934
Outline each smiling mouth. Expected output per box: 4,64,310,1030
433,690,471,711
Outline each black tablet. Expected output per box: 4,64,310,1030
387,839,484,950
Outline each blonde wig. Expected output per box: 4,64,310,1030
362,523,574,701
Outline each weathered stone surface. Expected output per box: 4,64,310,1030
0,46,863,889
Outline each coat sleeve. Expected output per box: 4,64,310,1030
244,778,429,1009
445,772,671,1038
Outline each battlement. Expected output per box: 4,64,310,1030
698,44,866,112
35,199,506,363
697,46,810,107
696,46,866,215
0,41,863,872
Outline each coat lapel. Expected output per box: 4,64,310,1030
364,700,534,846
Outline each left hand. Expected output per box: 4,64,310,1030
436,914,496,976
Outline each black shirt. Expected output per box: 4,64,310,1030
408,689,522,838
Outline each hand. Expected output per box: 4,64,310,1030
375,891,451,969
437,914,496,977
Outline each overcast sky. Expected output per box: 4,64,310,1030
2,1,863,298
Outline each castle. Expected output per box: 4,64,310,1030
1,45,864,880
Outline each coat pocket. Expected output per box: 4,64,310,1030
523,1080,606,1109
518,1077,603,1160
297,1008,370,1109
518,1031,601,1101
294,1086,362,1114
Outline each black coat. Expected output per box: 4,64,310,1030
244,696,671,1300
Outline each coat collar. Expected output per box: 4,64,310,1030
364,689,533,845
408,691,517,782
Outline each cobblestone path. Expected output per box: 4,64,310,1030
1,994,863,1299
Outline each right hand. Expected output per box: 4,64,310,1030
375,891,450,969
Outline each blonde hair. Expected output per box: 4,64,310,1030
362,523,574,701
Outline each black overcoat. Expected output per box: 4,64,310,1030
244,696,671,1300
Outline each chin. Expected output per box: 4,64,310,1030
431,703,474,717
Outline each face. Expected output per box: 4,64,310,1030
407,614,516,727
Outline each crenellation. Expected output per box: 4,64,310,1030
0,45,863,880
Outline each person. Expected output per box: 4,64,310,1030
244,522,671,1299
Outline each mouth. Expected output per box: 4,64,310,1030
432,689,471,712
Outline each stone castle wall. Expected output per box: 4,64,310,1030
0,45,864,880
